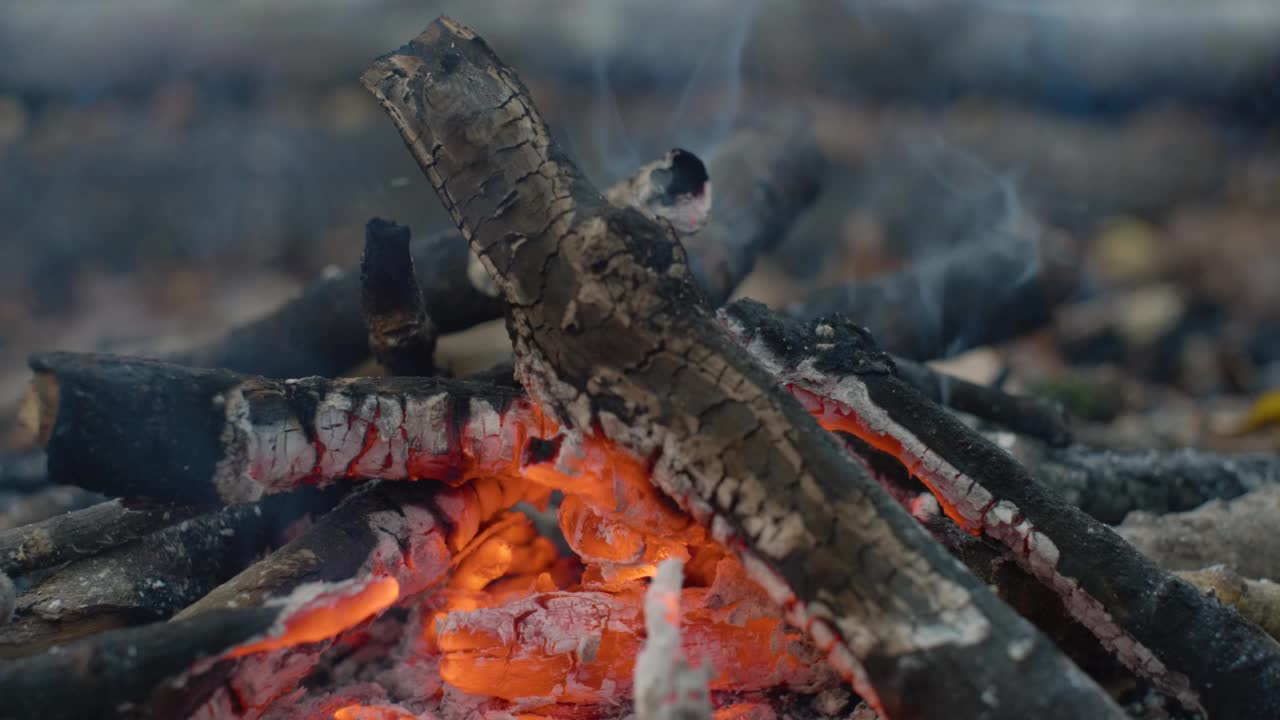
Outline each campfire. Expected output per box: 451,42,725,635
2,15,1279,720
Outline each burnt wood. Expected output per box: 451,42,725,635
361,218,438,376
890,355,1071,446
725,298,1280,717
26,352,525,503
1013,441,1280,524
0,498,200,576
786,237,1078,360
0,488,338,657
176,481,455,619
171,230,501,379
362,18,1123,719
0,607,280,720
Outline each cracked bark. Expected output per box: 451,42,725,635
362,17,1122,720
723,298,1280,718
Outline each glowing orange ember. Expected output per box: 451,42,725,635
790,384,982,534
332,705,416,720
418,426,832,708
226,576,400,658
250,400,860,714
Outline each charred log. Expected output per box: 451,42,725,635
890,356,1071,446
171,230,500,379
723,298,1280,717
0,498,200,576
0,607,281,720
786,235,1079,360
360,218,437,376
363,18,1123,720
176,479,508,619
0,488,338,657
1010,440,1280,525
24,352,528,503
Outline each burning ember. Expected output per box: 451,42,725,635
184,416,840,719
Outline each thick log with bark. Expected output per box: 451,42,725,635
722,298,1280,717
362,18,1123,720
25,352,530,503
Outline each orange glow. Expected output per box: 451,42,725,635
332,705,416,720
421,424,830,708
791,384,982,535
225,577,400,658
247,399,847,713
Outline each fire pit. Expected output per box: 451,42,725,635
1,16,1278,720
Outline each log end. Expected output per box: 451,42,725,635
16,371,58,449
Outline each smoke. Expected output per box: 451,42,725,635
853,133,1045,359
568,1,762,183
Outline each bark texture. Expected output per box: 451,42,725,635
0,498,199,576
723,298,1280,717
362,18,1123,720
